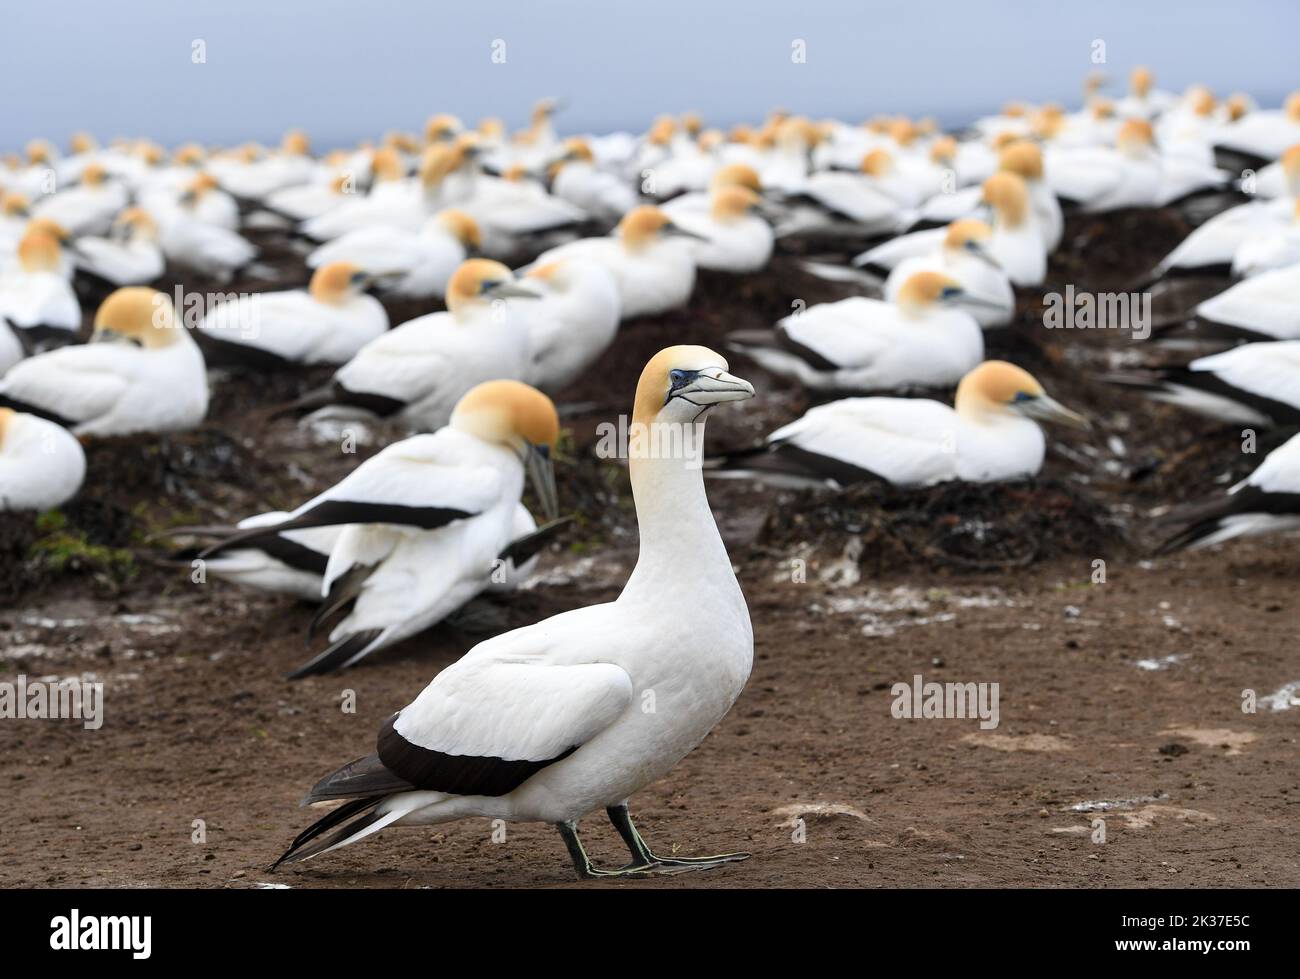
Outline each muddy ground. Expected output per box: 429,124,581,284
2,201,1297,889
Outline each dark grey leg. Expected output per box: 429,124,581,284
554,820,654,880
605,804,750,873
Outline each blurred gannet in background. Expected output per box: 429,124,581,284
533,206,700,319
0,407,85,510
1215,92,1300,164
980,172,1046,287
264,172,356,222
1115,66,1178,120
771,148,911,239
72,207,165,287
548,138,639,224
197,261,388,367
214,129,318,203
662,162,762,218
272,346,757,880
667,185,772,273
0,224,81,361
211,381,562,677
1158,430,1300,552
1103,340,1300,427
1232,199,1300,277
1191,262,1300,340
30,163,127,236
153,181,257,279
0,193,32,248
289,259,537,431
712,360,1088,487
0,287,208,436
142,172,240,230
522,259,621,393
881,220,1014,327
306,209,482,300
728,271,988,392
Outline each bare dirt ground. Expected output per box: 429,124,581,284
2,203,1298,889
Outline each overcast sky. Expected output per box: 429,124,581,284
3,0,1296,150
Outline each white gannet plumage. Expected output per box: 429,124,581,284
0,407,85,510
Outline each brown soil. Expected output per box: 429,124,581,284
2,203,1298,889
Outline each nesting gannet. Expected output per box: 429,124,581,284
210,381,563,677
667,186,773,273
1158,431,1300,552
523,259,621,394
0,407,85,510
153,187,257,279
549,138,639,223
881,220,1014,328
30,163,127,237
147,173,240,231
981,172,1046,287
273,346,756,879
1104,340,1300,427
197,261,388,367
0,224,81,359
0,287,207,436
72,207,165,287
713,360,1088,487
288,259,537,431
1115,66,1178,120
661,162,763,219
306,210,481,300
728,271,988,392
770,149,910,239
533,206,700,319
1231,198,1300,278
1192,262,1300,340
1216,92,1300,164
0,192,33,248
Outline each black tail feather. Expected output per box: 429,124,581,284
287,628,384,679
271,796,384,870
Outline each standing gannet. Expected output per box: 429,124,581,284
1158,431,1300,552
533,206,701,319
306,210,481,300
981,172,1046,287
728,271,988,392
30,163,127,237
1191,262,1300,340
0,287,208,436
714,360,1088,487
1104,340,1300,427
523,259,621,394
273,346,756,879
197,262,388,367
209,381,562,677
667,185,773,273
72,207,165,287
0,224,82,361
289,259,537,431
0,407,85,510
882,220,1014,328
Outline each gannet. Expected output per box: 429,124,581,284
0,287,208,436
728,271,988,392
1216,92,1300,164
713,360,1088,487
306,210,481,300
152,185,256,279
289,259,537,431
770,149,910,239
142,172,240,231
30,163,127,237
523,259,621,394
668,185,773,273
1158,430,1300,552
1115,66,1178,120
0,407,85,510
72,207,165,287
661,162,763,219
1231,197,1300,278
533,206,701,319
1104,340,1300,427
0,224,81,359
0,192,33,249
981,172,1046,287
549,138,639,224
300,147,427,240
198,261,388,367
881,220,1014,328
209,380,563,677
1192,262,1300,340
273,346,757,879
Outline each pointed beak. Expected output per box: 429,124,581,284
662,221,710,242
1018,394,1092,431
675,367,756,406
966,242,1002,269
486,278,542,300
525,443,560,521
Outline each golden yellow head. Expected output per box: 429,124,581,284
648,116,676,146
477,117,505,140
896,271,961,315
1117,118,1154,154
561,137,594,164
451,379,559,451
711,185,762,221
929,136,958,164
681,111,703,136
861,148,892,177
957,361,1043,413
94,287,179,348
1286,92,1300,122
444,258,520,313
1225,94,1251,122
889,118,919,147
436,209,481,250
70,132,97,155
26,140,54,165
943,218,992,251
710,162,762,193
1131,66,1153,98
80,162,108,187
981,171,1029,226
309,262,365,305
425,114,463,143
631,344,752,427
2,192,30,217
618,205,673,249
372,147,405,183
1188,86,1216,117
0,407,14,449
115,207,158,240
282,129,311,156
1090,99,1116,120
26,217,72,244
173,143,205,166
1282,145,1300,182
999,141,1043,180
17,228,64,273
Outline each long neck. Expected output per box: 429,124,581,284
621,421,734,601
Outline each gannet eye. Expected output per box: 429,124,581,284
668,369,695,390
940,286,963,300
1013,391,1036,403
